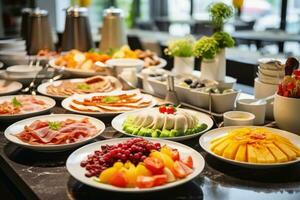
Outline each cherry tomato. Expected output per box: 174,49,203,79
166,106,176,114
173,161,187,178
136,176,154,188
153,174,168,186
182,156,193,168
144,157,164,174
159,106,167,113
108,171,128,187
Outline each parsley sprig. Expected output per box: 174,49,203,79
48,121,61,131
12,97,22,107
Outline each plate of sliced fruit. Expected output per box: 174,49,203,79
66,138,205,192
199,126,300,168
112,106,213,141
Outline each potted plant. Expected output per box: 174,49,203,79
194,2,234,81
208,2,233,32
164,36,195,75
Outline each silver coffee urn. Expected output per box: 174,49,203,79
100,7,127,52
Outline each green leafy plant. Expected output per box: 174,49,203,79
193,36,219,60
164,37,195,57
208,2,233,31
212,31,235,49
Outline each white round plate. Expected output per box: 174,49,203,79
66,138,205,192
49,59,108,77
112,108,214,141
0,95,56,120
4,114,105,151
61,91,156,117
199,126,300,168
37,77,123,100
0,80,22,95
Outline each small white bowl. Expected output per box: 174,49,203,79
6,65,42,77
236,99,267,125
106,58,144,75
223,111,255,126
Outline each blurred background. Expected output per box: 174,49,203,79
0,0,299,62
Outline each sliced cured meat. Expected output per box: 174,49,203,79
15,118,99,145
68,90,154,113
0,96,47,115
46,76,121,97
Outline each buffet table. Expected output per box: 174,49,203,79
1,101,300,200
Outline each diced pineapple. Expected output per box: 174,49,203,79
222,142,240,159
259,145,276,163
210,135,227,144
267,143,288,162
235,144,247,162
210,128,300,164
212,139,231,156
276,140,300,156
254,146,266,163
274,141,297,161
247,145,257,163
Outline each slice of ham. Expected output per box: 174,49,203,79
15,118,99,145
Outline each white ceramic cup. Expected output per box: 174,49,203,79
254,78,277,120
223,111,255,126
236,99,267,125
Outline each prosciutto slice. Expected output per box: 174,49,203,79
15,118,99,145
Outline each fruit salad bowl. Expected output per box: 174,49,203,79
66,138,205,192
274,69,300,134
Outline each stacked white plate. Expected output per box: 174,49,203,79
255,58,285,119
256,58,285,85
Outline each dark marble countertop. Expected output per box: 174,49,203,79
1,106,300,200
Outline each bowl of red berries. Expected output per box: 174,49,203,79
274,67,300,134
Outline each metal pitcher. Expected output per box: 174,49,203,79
100,7,127,52
62,6,94,51
20,8,32,51
28,8,54,55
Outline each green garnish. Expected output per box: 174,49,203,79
77,83,91,90
48,121,61,131
12,97,22,107
102,96,120,103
